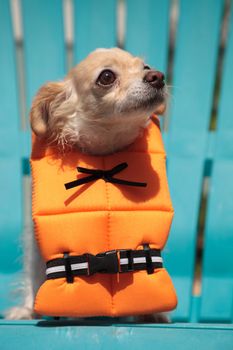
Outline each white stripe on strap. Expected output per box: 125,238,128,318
71,262,88,270
46,265,65,275
46,262,88,276
120,256,163,265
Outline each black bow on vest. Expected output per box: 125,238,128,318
64,162,147,190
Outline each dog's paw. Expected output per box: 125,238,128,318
4,306,35,320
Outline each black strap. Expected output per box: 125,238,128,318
125,249,134,271
46,247,163,281
63,252,74,283
143,244,154,274
64,162,147,190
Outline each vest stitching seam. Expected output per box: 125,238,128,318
103,157,115,315
33,208,174,216
31,151,166,160
31,161,43,256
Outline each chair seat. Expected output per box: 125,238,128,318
0,320,233,350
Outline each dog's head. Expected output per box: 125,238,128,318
30,48,166,153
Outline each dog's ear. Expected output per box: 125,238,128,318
30,80,77,137
30,81,66,137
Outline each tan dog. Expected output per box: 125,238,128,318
6,48,167,321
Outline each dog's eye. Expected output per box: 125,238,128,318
96,70,116,86
144,65,151,70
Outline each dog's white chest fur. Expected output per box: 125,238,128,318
73,114,150,155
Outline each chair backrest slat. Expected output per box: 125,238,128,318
0,0,23,311
125,0,170,72
165,0,224,321
74,0,117,63
200,5,233,323
21,0,66,114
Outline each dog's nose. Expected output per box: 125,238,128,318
144,70,165,89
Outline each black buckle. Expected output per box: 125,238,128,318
86,250,119,275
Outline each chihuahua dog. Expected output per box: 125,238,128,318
5,48,167,321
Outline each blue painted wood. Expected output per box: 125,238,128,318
0,0,20,153
21,0,66,117
200,5,233,322
74,0,117,63
20,130,31,160
125,0,170,72
0,321,233,350
0,273,22,316
166,0,224,321
0,0,23,311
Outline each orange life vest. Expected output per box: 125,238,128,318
31,115,177,317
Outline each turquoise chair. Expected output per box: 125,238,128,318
1,0,233,349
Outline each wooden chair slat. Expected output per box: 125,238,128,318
21,0,66,114
74,0,117,63
216,8,233,133
0,0,23,312
165,0,224,321
200,6,233,322
168,0,224,135
0,0,19,135
201,164,233,321
125,0,170,72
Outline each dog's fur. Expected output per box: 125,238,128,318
5,48,167,321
